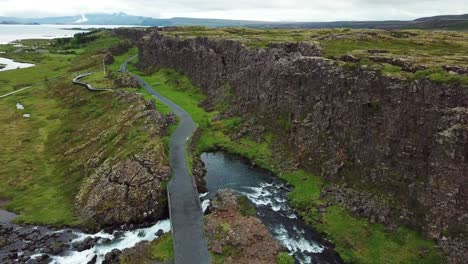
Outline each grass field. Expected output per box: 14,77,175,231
0,31,167,226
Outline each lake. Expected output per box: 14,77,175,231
0,24,140,44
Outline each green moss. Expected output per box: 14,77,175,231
221,223,231,232
414,67,468,85
280,170,323,209
149,233,174,262
238,195,256,216
318,206,445,264
278,252,295,264
382,64,403,75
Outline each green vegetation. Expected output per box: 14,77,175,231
81,70,114,89
413,67,468,85
0,30,167,226
320,206,444,264
108,47,138,72
283,171,444,263
278,253,295,264
132,64,445,263
160,27,468,85
238,195,256,216
149,233,174,262
119,233,174,264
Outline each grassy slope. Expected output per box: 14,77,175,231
130,66,445,263
0,31,166,226
119,233,174,264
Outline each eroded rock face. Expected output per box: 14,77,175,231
121,29,468,262
111,72,140,88
73,92,173,228
205,189,282,264
76,148,170,227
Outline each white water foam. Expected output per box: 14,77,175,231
201,199,211,213
273,224,323,263
241,182,324,263
50,219,170,264
199,192,209,198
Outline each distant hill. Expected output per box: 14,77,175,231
1,13,467,30
0,13,265,27
249,14,468,30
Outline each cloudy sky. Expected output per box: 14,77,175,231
0,0,466,21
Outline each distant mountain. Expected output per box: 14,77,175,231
249,14,468,30
0,13,265,27
0,13,467,30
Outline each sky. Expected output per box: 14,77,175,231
0,0,467,21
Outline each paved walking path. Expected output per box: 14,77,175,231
121,55,210,264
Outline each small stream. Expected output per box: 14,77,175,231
201,151,343,264
48,220,171,264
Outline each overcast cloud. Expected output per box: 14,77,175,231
0,0,466,21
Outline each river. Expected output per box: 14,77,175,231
0,151,342,264
201,151,343,264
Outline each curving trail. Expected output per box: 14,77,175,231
121,55,211,264
72,72,113,91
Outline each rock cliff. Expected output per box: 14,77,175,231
72,92,173,228
120,29,468,262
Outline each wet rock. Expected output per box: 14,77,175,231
44,241,65,255
28,254,50,264
100,238,112,244
155,229,164,237
87,255,97,264
0,223,75,263
73,237,99,252
103,248,121,264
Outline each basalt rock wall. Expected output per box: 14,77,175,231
126,29,468,262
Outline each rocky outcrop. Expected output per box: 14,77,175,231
0,223,75,263
73,92,174,228
111,72,140,88
122,29,468,262
104,52,115,65
205,189,282,264
76,148,170,227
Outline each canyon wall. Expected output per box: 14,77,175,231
119,29,468,262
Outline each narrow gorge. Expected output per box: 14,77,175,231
116,27,468,263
